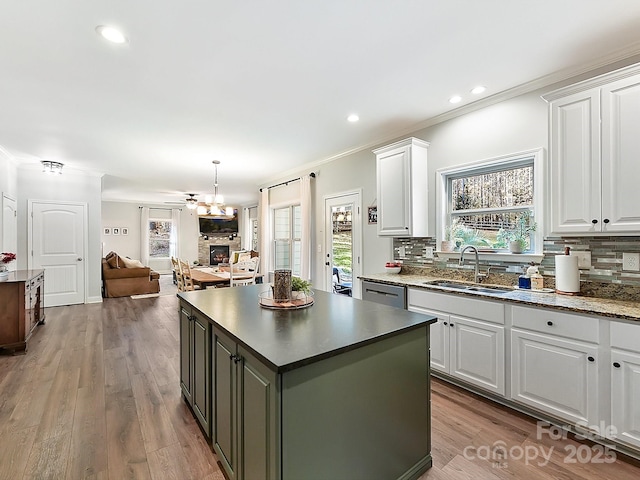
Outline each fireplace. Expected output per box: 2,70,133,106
210,245,230,265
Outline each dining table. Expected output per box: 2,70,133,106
190,267,262,289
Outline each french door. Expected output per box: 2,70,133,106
324,191,362,299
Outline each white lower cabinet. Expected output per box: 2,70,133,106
408,289,505,395
510,305,600,426
611,349,640,449
610,321,640,449
511,328,599,425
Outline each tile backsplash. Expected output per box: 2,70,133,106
394,236,640,287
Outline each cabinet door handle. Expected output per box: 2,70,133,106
587,356,595,362
188,315,196,322
449,323,454,327
603,218,610,224
443,321,448,326
547,321,553,326
613,362,621,368
231,354,242,363
592,219,598,224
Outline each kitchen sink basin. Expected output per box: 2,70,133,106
424,280,512,295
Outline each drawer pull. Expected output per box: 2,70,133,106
613,362,621,368
587,356,595,362
546,321,553,326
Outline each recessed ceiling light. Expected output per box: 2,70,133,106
95,25,128,44
449,95,462,104
347,114,360,123
471,86,487,95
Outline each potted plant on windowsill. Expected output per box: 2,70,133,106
499,212,537,253
441,218,463,252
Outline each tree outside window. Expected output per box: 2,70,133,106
149,220,172,258
441,151,541,253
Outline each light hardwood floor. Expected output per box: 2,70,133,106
1,292,639,480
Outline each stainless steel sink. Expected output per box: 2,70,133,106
424,280,512,295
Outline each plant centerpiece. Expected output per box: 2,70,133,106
291,276,312,299
499,211,537,253
0,252,16,279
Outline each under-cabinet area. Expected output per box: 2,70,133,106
0,269,45,353
178,286,436,480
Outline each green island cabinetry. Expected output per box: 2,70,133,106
178,285,436,480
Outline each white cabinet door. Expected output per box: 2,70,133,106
408,304,449,373
450,315,505,395
611,349,640,449
374,137,429,237
601,74,640,232
549,88,601,234
376,145,411,237
511,328,599,425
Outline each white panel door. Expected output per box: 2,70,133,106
30,201,86,306
2,193,17,270
450,316,505,395
407,304,449,373
511,328,599,426
549,89,601,233
611,349,640,449
601,74,640,232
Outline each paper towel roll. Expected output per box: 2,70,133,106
555,254,580,293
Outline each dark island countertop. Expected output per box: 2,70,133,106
178,285,436,373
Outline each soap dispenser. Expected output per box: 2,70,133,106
518,266,531,289
527,263,544,290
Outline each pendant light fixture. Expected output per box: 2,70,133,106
192,160,235,217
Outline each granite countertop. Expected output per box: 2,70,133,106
178,285,436,373
360,272,640,322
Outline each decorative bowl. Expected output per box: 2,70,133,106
385,266,401,274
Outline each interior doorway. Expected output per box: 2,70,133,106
28,200,87,306
2,193,17,270
324,191,362,299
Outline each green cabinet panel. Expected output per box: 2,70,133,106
179,301,212,439
193,311,211,436
179,305,193,404
214,331,236,480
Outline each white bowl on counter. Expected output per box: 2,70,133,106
385,266,401,274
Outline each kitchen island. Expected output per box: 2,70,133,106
178,285,436,480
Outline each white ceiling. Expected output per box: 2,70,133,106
2,1,640,207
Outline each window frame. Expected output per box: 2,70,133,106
272,204,302,275
436,148,545,258
148,218,173,259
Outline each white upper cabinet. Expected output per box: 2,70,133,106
544,64,640,234
374,137,429,237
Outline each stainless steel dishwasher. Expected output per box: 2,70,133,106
362,280,406,309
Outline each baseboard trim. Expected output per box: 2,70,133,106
86,296,103,304
398,454,433,480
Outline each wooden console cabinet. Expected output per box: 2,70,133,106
0,269,45,353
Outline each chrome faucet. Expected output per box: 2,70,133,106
459,245,486,283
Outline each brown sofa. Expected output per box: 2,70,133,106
101,255,160,298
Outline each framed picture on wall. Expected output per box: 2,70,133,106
368,206,378,225
121,227,129,235
104,227,111,235
113,228,120,235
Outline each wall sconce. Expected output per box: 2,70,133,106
228,233,237,241
41,160,64,175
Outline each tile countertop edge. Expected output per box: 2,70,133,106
359,273,640,322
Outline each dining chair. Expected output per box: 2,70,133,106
171,257,185,292
179,258,199,291
230,256,259,287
